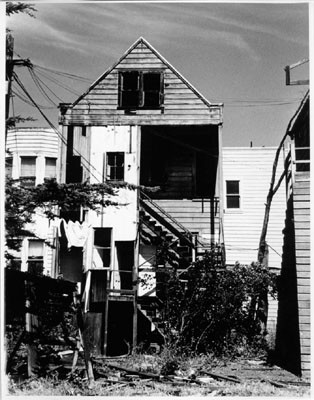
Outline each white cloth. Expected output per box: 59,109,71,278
82,270,91,313
64,220,91,249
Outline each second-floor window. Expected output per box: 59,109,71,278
21,156,36,187
226,180,240,209
119,71,163,109
45,157,57,179
106,152,124,181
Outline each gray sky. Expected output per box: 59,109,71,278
6,1,310,146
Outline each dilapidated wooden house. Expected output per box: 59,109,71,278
275,91,310,377
58,37,223,355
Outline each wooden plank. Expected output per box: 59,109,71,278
300,347,311,356
295,236,311,243
295,242,311,250
297,278,311,286
297,286,311,295
300,337,311,346
296,258,311,265
297,271,311,279
298,308,311,316
298,299,311,307
116,63,166,69
299,330,311,339
294,208,311,215
63,117,219,126
293,202,310,210
299,354,311,362
298,293,311,301
299,323,311,331
294,221,310,229
298,315,311,324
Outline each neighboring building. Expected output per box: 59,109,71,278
222,146,286,269
222,146,287,345
58,37,224,356
275,91,310,377
5,127,59,277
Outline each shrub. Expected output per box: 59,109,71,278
160,249,277,357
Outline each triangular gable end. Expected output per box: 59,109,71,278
72,37,221,109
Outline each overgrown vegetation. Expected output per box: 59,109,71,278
160,251,277,358
5,177,134,255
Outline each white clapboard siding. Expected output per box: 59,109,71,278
154,199,221,244
6,128,58,156
6,128,59,278
222,147,286,269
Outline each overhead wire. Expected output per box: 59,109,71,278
32,63,90,82
29,70,65,103
13,50,90,82
33,68,84,97
28,67,59,106
12,71,102,183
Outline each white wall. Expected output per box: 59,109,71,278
84,126,140,272
222,147,286,270
6,128,59,276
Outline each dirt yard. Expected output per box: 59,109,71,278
6,353,311,397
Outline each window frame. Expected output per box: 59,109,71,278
118,70,164,110
20,156,37,187
225,180,241,210
106,152,125,182
45,157,57,179
27,239,44,275
92,228,112,270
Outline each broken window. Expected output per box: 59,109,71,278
28,240,44,275
119,71,163,109
45,157,57,179
226,180,240,209
93,228,112,269
21,156,36,187
106,152,124,181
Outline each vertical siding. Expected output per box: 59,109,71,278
293,172,310,377
62,41,222,126
222,147,286,269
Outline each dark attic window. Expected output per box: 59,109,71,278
119,71,163,110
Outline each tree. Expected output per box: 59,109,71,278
5,178,135,257
6,2,36,18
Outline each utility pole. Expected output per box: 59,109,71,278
284,58,309,86
6,32,32,140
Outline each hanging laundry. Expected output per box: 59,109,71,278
82,270,91,313
64,220,91,249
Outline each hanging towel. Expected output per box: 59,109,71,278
64,220,91,249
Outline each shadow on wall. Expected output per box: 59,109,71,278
274,196,301,376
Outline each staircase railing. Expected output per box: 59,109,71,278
140,190,195,248
140,191,192,236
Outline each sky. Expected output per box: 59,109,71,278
5,1,310,147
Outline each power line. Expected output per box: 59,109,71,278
32,63,90,82
13,71,102,183
34,68,85,97
28,68,59,106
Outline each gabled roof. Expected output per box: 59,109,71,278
71,37,223,109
